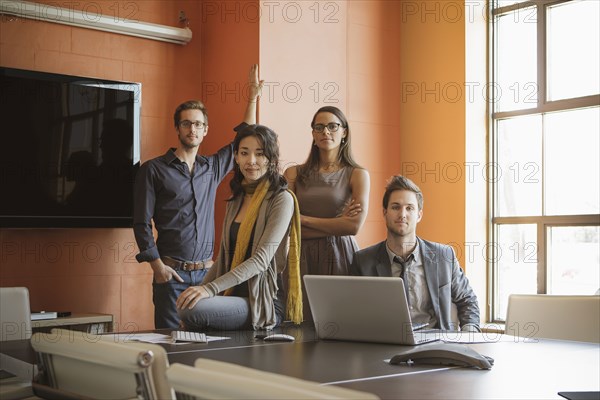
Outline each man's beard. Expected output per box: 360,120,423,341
179,136,200,149
387,222,411,238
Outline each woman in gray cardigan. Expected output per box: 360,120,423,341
177,124,302,331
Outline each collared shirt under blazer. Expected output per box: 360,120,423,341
349,237,480,330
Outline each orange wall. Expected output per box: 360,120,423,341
1,0,469,330
0,0,205,331
399,0,467,263
200,0,260,244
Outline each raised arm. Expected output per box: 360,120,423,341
213,64,265,180
243,64,264,125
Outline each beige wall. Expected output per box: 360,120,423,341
260,1,403,248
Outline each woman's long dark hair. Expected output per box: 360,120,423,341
229,124,287,200
296,106,362,186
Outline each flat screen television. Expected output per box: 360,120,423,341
0,67,141,228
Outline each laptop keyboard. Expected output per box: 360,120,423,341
413,329,444,344
171,331,207,343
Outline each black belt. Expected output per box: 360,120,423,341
161,256,211,271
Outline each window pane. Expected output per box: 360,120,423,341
496,224,538,320
548,226,600,295
496,7,538,112
545,107,600,215
547,1,600,100
497,115,542,217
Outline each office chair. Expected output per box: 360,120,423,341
505,294,600,343
30,328,175,400
167,359,380,400
0,287,36,400
0,287,32,342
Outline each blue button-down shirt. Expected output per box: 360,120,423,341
133,125,243,263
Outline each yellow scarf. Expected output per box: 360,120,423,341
285,189,303,324
224,179,303,324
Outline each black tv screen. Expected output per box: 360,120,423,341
0,67,141,228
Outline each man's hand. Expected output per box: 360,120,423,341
176,286,210,310
248,64,264,102
150,259,183,284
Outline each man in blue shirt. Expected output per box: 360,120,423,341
134,66,263,328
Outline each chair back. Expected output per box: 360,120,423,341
31,329,175,399
167,359,379,399
0,287,32,341
505,294,600,343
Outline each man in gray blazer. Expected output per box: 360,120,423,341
350,176,480,332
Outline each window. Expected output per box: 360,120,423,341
491,0,600,321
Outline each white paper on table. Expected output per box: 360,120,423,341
106,333,230,344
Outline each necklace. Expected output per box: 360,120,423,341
321,162,339,172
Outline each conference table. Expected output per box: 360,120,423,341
162,323,599,399
2,323,599,399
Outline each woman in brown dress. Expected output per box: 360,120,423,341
284,106,370,281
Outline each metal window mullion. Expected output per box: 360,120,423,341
491,0,571,15
489,6,499,323
493,95,600,119
537,3,548,110
538,2,547,109
494,214,600,225
537,220,547,294
492,1,539,16
490,222,499,321
539,2,547,265
541,108,546,218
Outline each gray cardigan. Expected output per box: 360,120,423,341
202,190,294,329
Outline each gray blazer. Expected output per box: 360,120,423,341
349,237,480,330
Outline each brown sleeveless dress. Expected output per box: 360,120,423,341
295,166,359,277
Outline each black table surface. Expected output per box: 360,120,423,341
4,323,599,400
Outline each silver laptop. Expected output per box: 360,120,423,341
303,275,441,345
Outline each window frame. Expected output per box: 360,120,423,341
489,0,600,322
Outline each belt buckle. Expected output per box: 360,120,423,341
183,261,202,271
